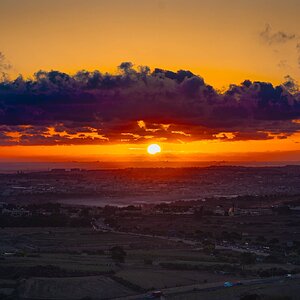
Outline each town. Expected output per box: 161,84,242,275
0,167,300,299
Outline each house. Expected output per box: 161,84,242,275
214,205,225,216
1,208,31,217
0,202,8,209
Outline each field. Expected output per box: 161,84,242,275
19,276,134,300
115,269,238,290
1,227,300,299
0,227,241,299
115,214,300,245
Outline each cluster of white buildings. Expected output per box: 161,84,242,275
214,205,274,216
0,202,31,217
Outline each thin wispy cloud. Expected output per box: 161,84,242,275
260,24,296,45
260,24,300,72
0,52,11,81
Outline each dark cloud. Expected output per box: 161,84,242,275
277,60,290,70
0,63,300,145
260,24,296,45
282,75,299,94
0,52,12,81
297,43,300,68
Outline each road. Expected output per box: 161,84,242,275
114,274,300,299
92,220,269,256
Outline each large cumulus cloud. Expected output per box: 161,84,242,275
0,63,300,145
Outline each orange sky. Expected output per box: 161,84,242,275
1,135,300,162
0,0,300,162
1,0,299,88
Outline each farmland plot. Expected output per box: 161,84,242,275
19,276,135,300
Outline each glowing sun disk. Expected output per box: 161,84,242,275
147,144,161,155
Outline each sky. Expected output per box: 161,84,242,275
0,0,300,163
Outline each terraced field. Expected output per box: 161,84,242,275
19,276,135,300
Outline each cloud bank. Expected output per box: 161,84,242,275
0,62,300,145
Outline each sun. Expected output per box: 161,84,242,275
147,144,161,155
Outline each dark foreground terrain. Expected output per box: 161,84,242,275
0,219,299,300
1,166,300,299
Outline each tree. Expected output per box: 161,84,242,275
203,241,216,254
144,258,153,265
103,205,117,216
110,246,126,263
194,206,204,220
240,252,256,270
240,295,261,300
256,235,266,243
80,207,90,217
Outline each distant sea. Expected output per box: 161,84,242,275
0,161,300,173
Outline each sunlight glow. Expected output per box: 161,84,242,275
147,144,161,155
